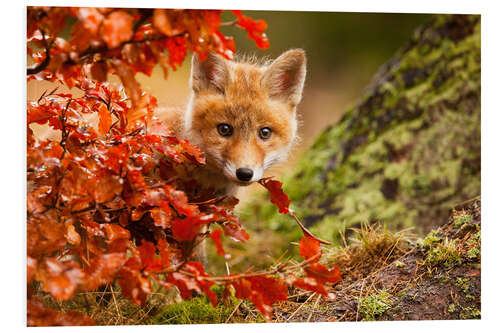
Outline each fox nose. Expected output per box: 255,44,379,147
236,168,254,182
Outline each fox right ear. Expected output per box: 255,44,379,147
262,49,306,107
190,52,229,94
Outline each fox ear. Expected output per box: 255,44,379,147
190,52,229,94
262,49,306,106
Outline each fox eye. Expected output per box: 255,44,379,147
259,127,272,140
217,123,233,137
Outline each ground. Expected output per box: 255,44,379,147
32,197,480,324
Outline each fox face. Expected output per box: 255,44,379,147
184,49,306,189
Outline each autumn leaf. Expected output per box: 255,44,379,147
152,9,173,36
38,258,84,300
232,275,288,321
90,61,108,82
100,11,134,49
299,233,321,262
171,214,216,241
83,253,127,291
258,177,290,214
210,229,226,257
97,103,112,134
305,263,342,285
28,299,94,327
103,224,130,242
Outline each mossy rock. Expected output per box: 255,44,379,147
242,14,481,243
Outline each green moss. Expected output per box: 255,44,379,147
417,230,442,248
425,238,462,268
439,276,450,285
467,247,480,259
151,294,233,325
394,260,406,268
453,212,473,228
459,306,481,319
455,278,470,293
466,228,481,259
448,303,456,313
359,290,393,321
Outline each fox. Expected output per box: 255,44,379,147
162,48,307,197
158,49,307,264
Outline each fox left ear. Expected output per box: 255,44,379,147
262,49,307,106
190,52,229,94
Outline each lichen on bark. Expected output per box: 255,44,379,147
241,14,481,243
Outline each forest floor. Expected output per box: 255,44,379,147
33,198,481,325
268,198,481,323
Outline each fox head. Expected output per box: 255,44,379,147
184,49,306,186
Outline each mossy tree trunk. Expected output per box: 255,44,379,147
242,14,481,243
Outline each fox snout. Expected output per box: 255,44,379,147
236,168,253,182
222,161,264,185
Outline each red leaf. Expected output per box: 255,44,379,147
184,261,218,306
100,11,134,49
305,263,341,285
137,241,168,272
167,271,201,300
232,275,287,321
150,207,173,229
171,214,216,241
231,10,269,49
90,61,108,82
28,299,94,327
38,258,84,300
65,223,81,245
292,277,328,297
293,264,341,297
207,204,249,242
127,168,147,192
299,233,321,262
258,177,290,214
83,253,127,291
97,103,112,134
27,256,37,283
210,229,226,257
117,268,151,306
103,224,130,242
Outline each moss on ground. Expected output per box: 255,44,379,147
151,295,233,325
359,290,393,321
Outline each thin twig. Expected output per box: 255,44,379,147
27,30,51,75
109,284,122,322
290,212,331,245
355,279,366,321
306,294,322,322
287,292,316,321
225,300,243,323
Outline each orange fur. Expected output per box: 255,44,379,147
163,49,307,196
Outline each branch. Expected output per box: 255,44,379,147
27,31,187,76
27,30,51,75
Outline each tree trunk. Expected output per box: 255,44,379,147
242,14,481,243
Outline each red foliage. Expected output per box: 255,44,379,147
258,177,290,214
299,233,322,262
27,7,340,326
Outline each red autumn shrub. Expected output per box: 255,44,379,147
27,7,340,326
